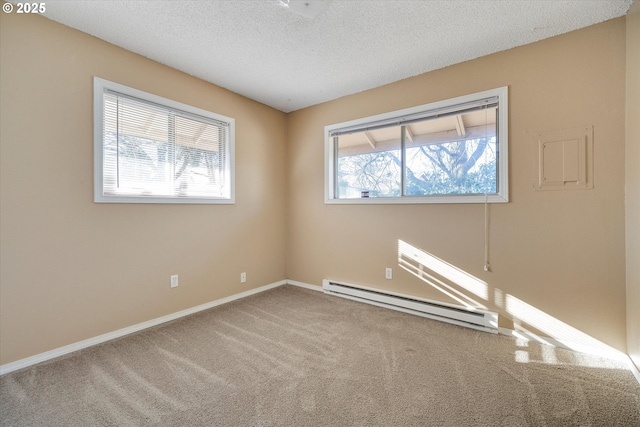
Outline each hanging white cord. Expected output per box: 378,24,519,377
483,103,491,272
484,193,491,272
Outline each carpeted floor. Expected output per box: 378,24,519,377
1,285,639,426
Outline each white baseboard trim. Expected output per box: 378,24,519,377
3,280,638,388
0,280,287,376
498,327,639,384
286,279,323,291
498,327,571,350
497,326,625,360
628,357,640,385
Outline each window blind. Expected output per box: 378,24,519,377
102,90,230,199
329,96,499,137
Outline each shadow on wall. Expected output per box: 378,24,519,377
397,240,626,367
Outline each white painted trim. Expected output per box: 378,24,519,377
93,77,236,204
628,356,640,385
498,327,633,363
286,279,323,291
499,327,639,385
498,328,640,385
0,280,286,376
499,326,562,346
324,86,509,205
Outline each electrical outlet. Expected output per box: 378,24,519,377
240,272,247,283
385,268,393,279
170,275,179,288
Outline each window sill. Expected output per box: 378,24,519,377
324,194,508,205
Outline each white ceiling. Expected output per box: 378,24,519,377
28,0,634,112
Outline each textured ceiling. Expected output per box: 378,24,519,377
27,0,634,112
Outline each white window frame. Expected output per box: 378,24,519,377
93,77,235,204
324,87,508,204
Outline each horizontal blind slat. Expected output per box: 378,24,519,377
105,89,229,128
330,97,498,137
103,88,229,199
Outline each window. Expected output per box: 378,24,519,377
94,77,234,204
325,87,508,204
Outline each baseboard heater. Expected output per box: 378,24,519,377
322,280,498,334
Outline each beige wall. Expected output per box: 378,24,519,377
0,12,287,365
287,18,628,352
627,7,640,371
